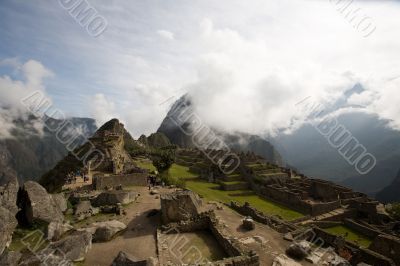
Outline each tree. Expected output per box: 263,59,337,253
151,149,175,174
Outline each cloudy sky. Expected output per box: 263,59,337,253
1,0,400,137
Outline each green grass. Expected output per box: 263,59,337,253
134,159,157,172
168,164,198,178
185,179,303,221
9,223,49,252
221,181,247,185
324,225,372,248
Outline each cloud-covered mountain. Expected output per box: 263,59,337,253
157,95,282,164
270,85,400,196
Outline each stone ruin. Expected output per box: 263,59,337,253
158,190,259,265
160,190,203,224
158,211,259,266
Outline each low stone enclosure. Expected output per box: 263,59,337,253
92,172,148,190
157,211,259,266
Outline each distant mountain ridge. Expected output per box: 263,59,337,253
157,95,283,164
270,84,400,196
0,116,97,183
376,168,400,203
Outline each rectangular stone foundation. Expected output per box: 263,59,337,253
157,211,259,266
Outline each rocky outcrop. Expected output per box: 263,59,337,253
160,190,202,224
47,222,74,241
242,217,255,230
16,181,64,225
0,175,19,215
52,193,68,213
74,200,99,220
0,207,17,256
112,251,157,266
286,241,311,260
81,220,127,242
41,118,136,192
49,230,92,262
0,250,22,266
0,175,19,256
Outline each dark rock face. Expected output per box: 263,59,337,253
0,207,17,256
16,181,64,226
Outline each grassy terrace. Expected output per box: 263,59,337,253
220,181,247,186
135,160,303,221
168,164,198,178
184,178,303,221
323,225,373,248
134,159,156,172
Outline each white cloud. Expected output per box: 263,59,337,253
90,93,118,127
0,59,53,138
4,0,400,137
157,30,174,40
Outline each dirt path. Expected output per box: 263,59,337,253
84,186,172,266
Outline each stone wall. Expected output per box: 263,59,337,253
309,200,341,216
351,247,395,266
369,234,400,265
92,173,148,190
210,253,259,266
259,185,340,216
309,180,347,202
343,219,381,239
